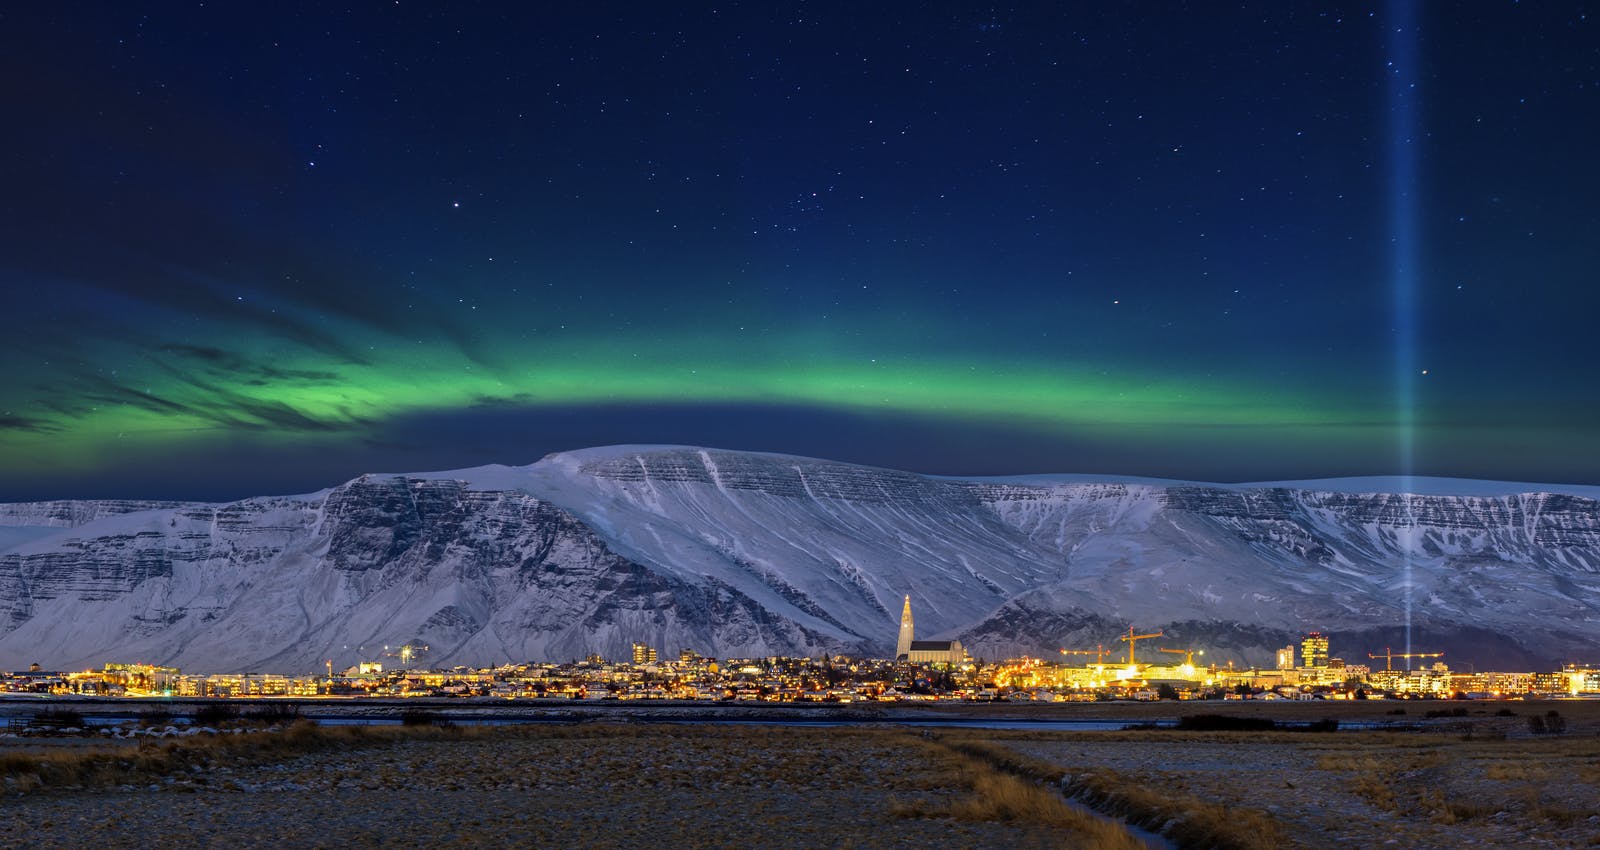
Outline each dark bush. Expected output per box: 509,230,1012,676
192,703,241,726
1175,714,1276,732
140,708,173,725
1494,708,1518,717
1425,707,1469,718
30,709,85,729
399,709,453,727
244,702,301,724
1301,718,1340,733
1542,710,1566,735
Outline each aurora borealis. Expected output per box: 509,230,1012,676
2,4,1597,500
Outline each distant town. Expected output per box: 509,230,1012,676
7,603,1599,703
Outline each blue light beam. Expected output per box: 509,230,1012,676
1387,0,1421,667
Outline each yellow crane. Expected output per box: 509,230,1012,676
1059,645,1113,666
1157,647,1204,667
1367,647,1444,671
1117,626,1165,666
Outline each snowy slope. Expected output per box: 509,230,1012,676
2,445,1598,671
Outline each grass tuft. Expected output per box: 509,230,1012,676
1061,765,1287,850
897,735,1145,850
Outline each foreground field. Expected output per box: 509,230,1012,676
992,728,1600,849
0,723,1140,850
2,707,1598,849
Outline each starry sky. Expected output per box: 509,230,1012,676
1,2,1597,501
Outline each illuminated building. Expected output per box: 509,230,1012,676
896,595,915,660
1301,633,1329,668
906,640,965,665
1275,645,1296,670
1531,671,1569,693
1483,671,1532,695
631,643,658,665
1566,665,1600,695
101,663,181,695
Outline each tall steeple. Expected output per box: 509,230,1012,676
896,595,915,659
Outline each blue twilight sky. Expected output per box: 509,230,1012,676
0,2,1596,500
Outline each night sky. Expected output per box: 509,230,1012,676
2,3,1597,501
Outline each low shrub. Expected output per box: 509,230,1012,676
192,703,240,727
243,702,301,724
1527,710,1565,735
400,709,453,728
29,709,85,729
140,708,174,726
1174,714,1275,732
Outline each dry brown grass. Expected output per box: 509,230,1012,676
891,735,1146,850
1484,762,1552,782
1503,782,1593,828
1314,753,1384,772
948,717,1600,847
1059,764,1288,850
1314,742,1449,813
1419,788,1493,824
0,721,472,794
927,734,1293,850
1348,772,1400,812
8,723,1157,849
1311,730,1600,834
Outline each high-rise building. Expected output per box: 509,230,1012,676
631,642,657,665
1301,632,1329,668
896,595,915,659
1275,645,1296,670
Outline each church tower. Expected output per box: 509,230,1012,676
896,595,915,659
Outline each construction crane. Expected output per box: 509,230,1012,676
1117,626,1164,666
1157,647,1204,667
1368,647,1443,672
1059,645,1113,666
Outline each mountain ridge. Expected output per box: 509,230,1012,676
3,445,1597,672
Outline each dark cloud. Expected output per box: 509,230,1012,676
161,343,342,384
0,414,55,433
161,344,240,365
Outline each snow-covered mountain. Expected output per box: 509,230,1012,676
2,445,1597,672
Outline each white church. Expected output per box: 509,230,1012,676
894,595,965,665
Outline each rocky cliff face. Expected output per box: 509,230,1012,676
1,446,1596,672
965,482,1600,667
0,473,850,672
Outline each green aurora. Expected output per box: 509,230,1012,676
3,4,1596,498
